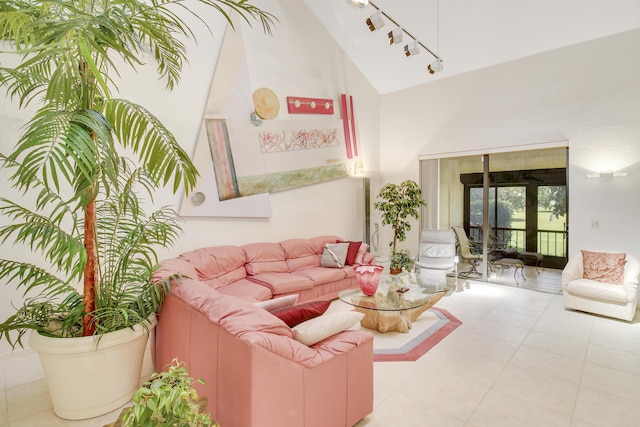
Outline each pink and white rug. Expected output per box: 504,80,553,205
370,307,461,362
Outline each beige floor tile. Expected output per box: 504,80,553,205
586,343,640,375
574,386,640,426
402,368,489,420
6,380,52,422
467,390,572,427
493,365,579,416
372,360,422,390
419,346,507,388
523,329,589,359
580,362,640,401
471,317,531,344
439,329,519,362
510,345,585,384
355,392,464,427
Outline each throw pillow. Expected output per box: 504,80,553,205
581,250,626,284
271,300,332,327
292,311,364,346
338,240,363,265
320,242,349,268
254,294,299,312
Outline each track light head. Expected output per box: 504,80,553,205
366,12,385,31
387,27,403,45
350,0,368,6
428,60,443,74
404,41,419,57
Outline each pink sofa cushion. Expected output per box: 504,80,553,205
292,267,347,284
216,278,273,302
243,242,289,275
178,246,247,289
172,279,294,339
153,257,199,282
280,238,321,271
310,235,343,254
249,272,314,294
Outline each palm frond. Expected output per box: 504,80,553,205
105,98,198,193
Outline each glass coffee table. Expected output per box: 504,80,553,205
339,273,450,333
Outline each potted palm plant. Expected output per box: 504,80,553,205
373,180,426,274
0,0,275,420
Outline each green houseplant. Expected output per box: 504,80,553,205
0,0,275,420
113,358,216,427
390,248,414,273
373,180,425,273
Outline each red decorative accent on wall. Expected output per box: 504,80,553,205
349,96,358,157
341,94,353,159
287,96,334,114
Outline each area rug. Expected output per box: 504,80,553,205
369,307,461,362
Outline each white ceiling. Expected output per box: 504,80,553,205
305,0,640,94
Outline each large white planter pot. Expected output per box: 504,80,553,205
29,315,156,420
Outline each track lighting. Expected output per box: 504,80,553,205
387,27,402,45
353,0,444,75
404,41,419,57
428,60,443,74
365,12,384,31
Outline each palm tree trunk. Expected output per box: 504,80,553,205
82,197,97,336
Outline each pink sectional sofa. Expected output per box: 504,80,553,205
153,235,375,427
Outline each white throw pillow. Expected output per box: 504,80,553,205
320,242,349,268
254,294,299,312
292,311,364,346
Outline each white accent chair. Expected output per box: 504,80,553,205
562,251,640,321
414,229,456,291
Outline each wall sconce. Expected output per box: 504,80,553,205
586,170,628,180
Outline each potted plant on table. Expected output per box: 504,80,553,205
0,0,275,420
373,180,426,274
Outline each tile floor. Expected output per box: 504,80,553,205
3,269,640,426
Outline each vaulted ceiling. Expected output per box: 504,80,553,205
305,0,640,94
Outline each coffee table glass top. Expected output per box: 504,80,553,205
339,272,449,312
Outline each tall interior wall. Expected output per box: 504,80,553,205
378,28,640,258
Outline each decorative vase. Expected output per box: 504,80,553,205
354,265,384,296
29,315,156,420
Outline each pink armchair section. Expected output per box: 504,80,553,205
154,279,373,427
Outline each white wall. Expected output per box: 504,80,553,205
378,28,640,258
0,0,380,359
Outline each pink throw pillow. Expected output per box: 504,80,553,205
581,250,626,284
271,300,332,327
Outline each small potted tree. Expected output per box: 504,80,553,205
374,180,426,274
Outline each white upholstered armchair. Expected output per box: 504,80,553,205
562,250,640,321
414,229,456,290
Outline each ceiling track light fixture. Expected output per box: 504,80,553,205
388,27,403,45
366,11,384,31
428,60,444,74
355,0,444,74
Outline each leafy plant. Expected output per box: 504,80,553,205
373,180,426,255
0,0,276,344
390,248,414,272
120,358,216,427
